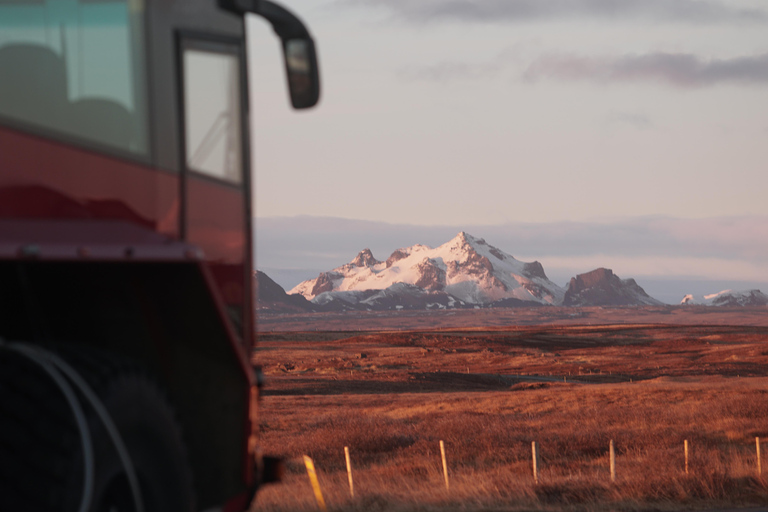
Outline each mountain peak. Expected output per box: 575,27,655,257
448,231,470,248
445,232,494,260
452,231,485,246
522,261,548,280
574,268,615,288
351,248,379,267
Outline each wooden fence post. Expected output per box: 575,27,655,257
303,455,327,511
344,446,355,498
440,440,450,491
684,440,689,475
609,440,616,482
757,437,762,477
532,441,540,483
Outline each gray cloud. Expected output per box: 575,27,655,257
398,52,768,88
523,52,768,87
351,0,768,24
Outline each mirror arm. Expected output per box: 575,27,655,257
219,0,311,40
220,0,320,109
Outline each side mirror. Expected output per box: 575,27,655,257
283,38,319,109
220,0,321,109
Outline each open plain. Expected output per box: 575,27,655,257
252,308,768,511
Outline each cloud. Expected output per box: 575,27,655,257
350,0,768,24
523,52,768,87
398,51,768,88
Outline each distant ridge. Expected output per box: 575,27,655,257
681,289,768,307
256,232,663,311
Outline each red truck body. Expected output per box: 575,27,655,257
0,1,318,510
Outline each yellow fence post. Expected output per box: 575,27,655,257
440,440,450,491
303,455,327,511
344,446,355,498
609,440,616,482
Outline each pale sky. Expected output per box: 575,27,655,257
247,1,768,300
247,0,768,226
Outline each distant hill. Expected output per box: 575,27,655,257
255,271,314,312
681,289,768,307
562,268,663,307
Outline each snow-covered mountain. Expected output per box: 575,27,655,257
680,289,768,307
562,268,663,307
290,232,565,307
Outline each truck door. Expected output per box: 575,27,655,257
179,35,252,343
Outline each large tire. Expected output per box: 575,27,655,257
0,346,195,512
0,348,73,511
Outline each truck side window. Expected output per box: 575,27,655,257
182,46,243,184
0,0,148,156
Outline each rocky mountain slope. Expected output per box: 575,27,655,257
562,268,663,307
681,289,768,307
255,271,315,312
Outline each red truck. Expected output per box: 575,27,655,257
0,1,319,511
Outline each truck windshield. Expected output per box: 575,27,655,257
0,0,148,156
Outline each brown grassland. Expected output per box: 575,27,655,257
251,308,768,511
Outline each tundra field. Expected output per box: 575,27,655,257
252,308,768,511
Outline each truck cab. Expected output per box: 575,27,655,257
0,1,318,511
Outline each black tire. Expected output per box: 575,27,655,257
0,349,75,512
0,346,195,512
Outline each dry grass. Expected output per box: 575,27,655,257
257,306,768,333
251,324,768,511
